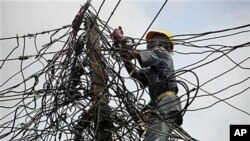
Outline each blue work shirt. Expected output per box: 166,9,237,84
136,47,178,105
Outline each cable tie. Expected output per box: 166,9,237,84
18,56,29,60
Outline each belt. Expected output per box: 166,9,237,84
157,91,176,101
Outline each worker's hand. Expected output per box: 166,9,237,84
111,26,124,40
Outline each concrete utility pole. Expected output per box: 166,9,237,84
71,1,112,140
85,15,112,141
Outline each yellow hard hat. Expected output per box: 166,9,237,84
146,30,174,51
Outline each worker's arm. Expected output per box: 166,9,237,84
111,26,141,78
119,50,141,78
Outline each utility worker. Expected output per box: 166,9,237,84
112,26,183,141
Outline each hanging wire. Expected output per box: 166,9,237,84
0,1,249,141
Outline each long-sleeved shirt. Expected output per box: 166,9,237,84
136,47,178,106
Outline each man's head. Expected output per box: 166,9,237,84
146,30,174,52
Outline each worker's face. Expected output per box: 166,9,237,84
147,40,160,50
146,35,170,50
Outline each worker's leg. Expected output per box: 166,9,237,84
158,95,183,126
143,121,172,141
144,95,182,141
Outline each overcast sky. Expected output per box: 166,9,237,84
1,0,250,141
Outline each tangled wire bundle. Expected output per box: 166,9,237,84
0,1,250,141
